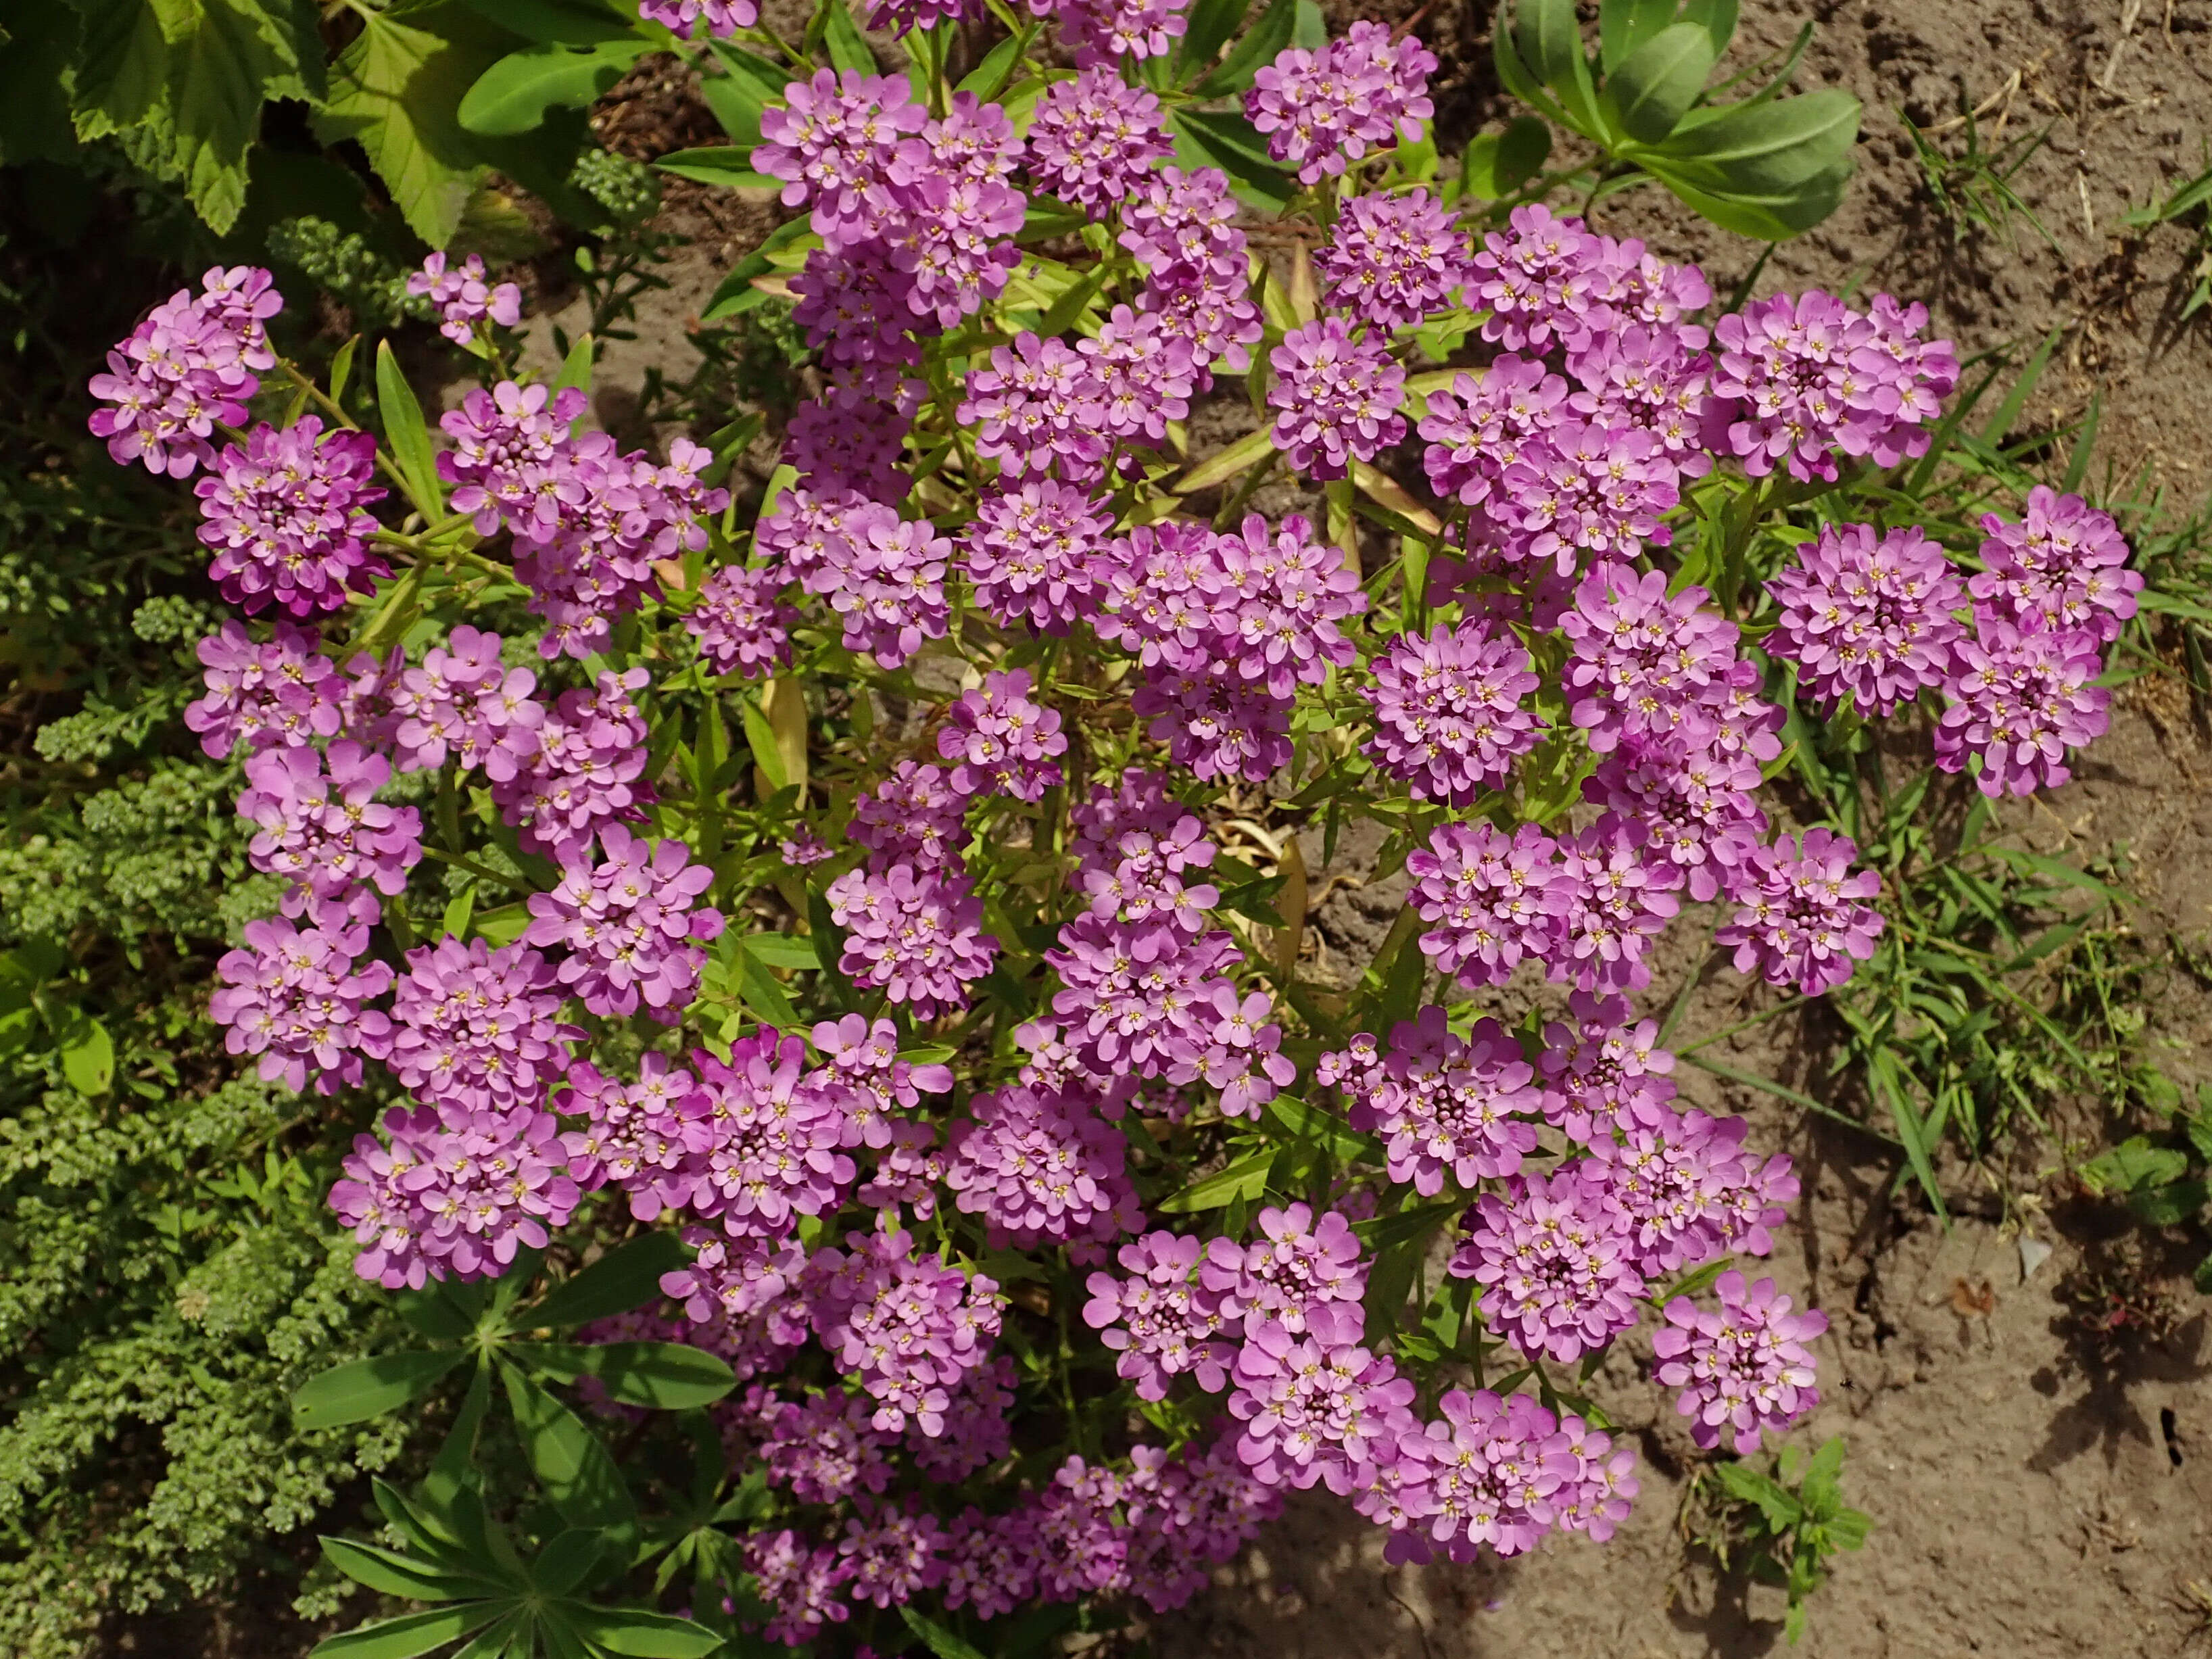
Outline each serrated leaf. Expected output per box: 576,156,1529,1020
294,1349,466,1429
459,41,650,137
1608,21,1716,145
316,7,508,246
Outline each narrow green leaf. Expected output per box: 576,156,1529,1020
1979,325,2061,446
1158,1149,1274,1213
310,1605,500,1659
552,1341,738,1410
1188,0,1295,99
1514,0,1608,139
1263,1095,1380,1163
329,337,361,410
375,341,445,519
528,1232,692,1328
550,331,596,398
567,1607,725,1658
742,934,821,970
699,39,789,146
423,1362,494,1515
1176,0,1253,82
957,30,1027,96
1597,0,1679,73
821,0,875,74
1169,108,1296,212
501,1365,637,1533
740,696,788,791
294,1349,465,1429
530,1529,608,1596
318,1537,498,1604
1175,427,1275,494
899,1608,990,1659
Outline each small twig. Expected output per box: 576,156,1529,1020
1385,1585,1439,1659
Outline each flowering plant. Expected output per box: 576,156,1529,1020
89,0,2138,1652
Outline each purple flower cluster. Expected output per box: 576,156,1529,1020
825,861,999,1019
1449,1167,1646,1363
1025,66,1172,210
944,1081,1143,1256
1316,188,1469,332
811,1227,1004,1433
1267,318,1406,480
490,667,656,865
1972,486,2141,643
1655,1271,1826,1453
1706,291,1959,481
1362,619,1543,804
936,668,1067,801
636,0,756,39
961,480,1114,633
329,1102,580,1289
211,915,392,1095
1935,618,2111,796
89,265,279,477
406,252,521,345
689,1030,857,1238
768,489,953,669
521,825,725,1021
686,562,797,679
236,740,421,923
193,418,387,617
1717,829,1886,994
1765,523,1966,715
439,385,728,658
1082,1231,1234,1400
383,935,579,1115
1247,21,1435,184
1320,1008,1540,1195
185,621,345,758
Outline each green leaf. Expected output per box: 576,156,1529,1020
1608,21,1717,145
1189,0,1295,98
71,0,318,232
1175,427,1275,494
294,1349,466,1429
1680,0,1741,55
821,0,875,74
318,1537,500,1604
310,1605,500,1659
550,330,596,397
899,1608,990,1659
2130,1178,2209,1226
1264,1095,1380,1163
1158,1149,1274,1213
2079,1136,2190,1197
651,147,779,189
529,1232,692,1328
1513,0,1608,139
1648,87,1860,189
460,41,650,136
2194,1251,2212,1296
512,1340,738,1409
501,1365,637,1533
452,0,642,44
0,5,85,166
59,1018,114,1095
956,30,1027,97
567,1607,725,1658
1461,114,1552,198
1597,0,1679,73
740,694,788,790
1169,108,1296,211
1176,0,1253,82
741,934,820,971
530,1529,609,1595
376,341,446,519
316,7,510,246
700,40,789,147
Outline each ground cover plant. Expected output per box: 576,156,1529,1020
12,0,2200,1655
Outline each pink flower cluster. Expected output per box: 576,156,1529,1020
521,825,725,1021
406,252,521,345
1247,21,1436,184
89,265,279,477
194,417,387,617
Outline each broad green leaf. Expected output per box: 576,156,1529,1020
899,1608,990,1659
1176,0,1253,82
956,30,1027,97
567,1606,725,1658
316,8,509,246
1264,1095,1380,1163
1641,153,1850,240
71,0,318,231
1158,1149,1274,1213
742,934,821,970
452,0,641,44
318,1537,500,1604
310,1606,501,1659
502,1365,637,1533
1608,21,1717,145
376,341,446,519
1597,0,1678,73
1513,0,1608,139
459,41,650,136
1189,0,1295,98
294,1349,466,1429
1648,89,1860,190
0,5,83,166
1679,0,1741,55
2078,1136,2189,1197
1461,114,1552,198
59,1019,114,1095
550,331,596,397
529,1231,692,1328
